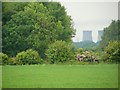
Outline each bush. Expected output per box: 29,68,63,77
8,57,22,65
16,49,42,65
0,52,9,65
104,41,120,63
0,58,1,65
45,40,74,64
76,48,84,54
75,50,100,64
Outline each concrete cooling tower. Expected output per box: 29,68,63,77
82,31,92,41
97,30,103,42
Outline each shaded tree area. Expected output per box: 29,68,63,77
104,41,120,63
98,20,120,63
2,2,29,25
2,2,119,65
2,2,75,58
98,20,120,50
73,41,98,51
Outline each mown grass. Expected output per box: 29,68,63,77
2,64,118,88
0,66,2,88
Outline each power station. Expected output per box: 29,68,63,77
82,30,103,42
97,30,103,42
82,31,92,41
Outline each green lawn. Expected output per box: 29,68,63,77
0,66,2,88
2,64,118,88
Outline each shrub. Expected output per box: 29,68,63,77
104,41,120,63
0,58,1,65
8,57,22,65
0,52,9,65
16,49,42,65
45,40,74,64
75,50,100,64
76,48,84,54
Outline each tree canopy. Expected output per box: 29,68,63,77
99,20,120,50
2,2,75,58
104,41,120,63
98,20,120,63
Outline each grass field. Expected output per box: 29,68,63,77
2,64,118,88
0,66,2,88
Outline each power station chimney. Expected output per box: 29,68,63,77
82,31,92,41
97,30,103,42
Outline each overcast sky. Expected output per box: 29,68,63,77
57,1,118,42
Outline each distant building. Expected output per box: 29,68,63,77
82,31,92,41
97,30,103,42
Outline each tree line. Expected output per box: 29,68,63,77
2,2,75,58
1,2,120,65
98,20,120,63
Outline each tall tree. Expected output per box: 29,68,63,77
43,2,75,42
2,2,28,25
98,20,120,50
2,2,75,58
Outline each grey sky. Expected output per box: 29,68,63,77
58,1,118,42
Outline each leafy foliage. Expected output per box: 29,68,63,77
97,20,120,63
8,57,19,65
2,2,28,25
0,52,9,65
45,40,74,64
73,41,97,50
104,41,120,63
16,49,42,65
76,48,84,54
43,2,75,42
99,20,120,50
2,2,75,58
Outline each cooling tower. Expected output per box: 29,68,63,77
82,31,92,41
97,30,103,42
